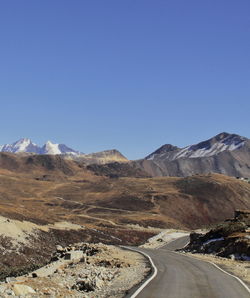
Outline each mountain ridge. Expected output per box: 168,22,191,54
0,138,80,155
145,132,247,161
137,132,250,178
0,138,128,165
1,132,249,176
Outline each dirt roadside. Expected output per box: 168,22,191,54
0,243,150,297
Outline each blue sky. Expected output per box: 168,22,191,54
0,1,249,159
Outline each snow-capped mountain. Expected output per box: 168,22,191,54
41,141,79,155
0,139,128,164
0,138,41,154
137,132,250,177
146,132,247,161
0,138,80,155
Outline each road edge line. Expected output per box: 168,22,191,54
209,261,250,294
172,251,250,294
121,246,158,298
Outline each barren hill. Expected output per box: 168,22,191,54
0,155,249,230
0,152,250,280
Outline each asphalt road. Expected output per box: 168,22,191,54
129,236,250,298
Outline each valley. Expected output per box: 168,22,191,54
0,133,249,296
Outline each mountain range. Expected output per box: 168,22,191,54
0,133,250,280
1,132,249,177
0,138,128,165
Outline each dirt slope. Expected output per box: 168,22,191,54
0,154,249,230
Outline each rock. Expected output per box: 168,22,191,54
5,289,14,295
13,284,36,295
55,268,63,274
5,277,17,283
56,245,64,252
189,232,203,242
0,285,6,293
64,253,72,260
51,256,60,262
95,278,104,289
72,280,95,292
235,209,250,225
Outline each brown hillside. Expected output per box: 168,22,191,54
0,154,249,230
0,156,250,280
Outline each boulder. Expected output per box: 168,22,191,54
56,245,64,252
13,284,36,295
5,277,17,283
64,253,72,260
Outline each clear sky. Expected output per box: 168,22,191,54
0,1,249,159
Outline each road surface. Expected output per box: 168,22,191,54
128,236,250,298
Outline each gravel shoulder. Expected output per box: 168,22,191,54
140,228,190,249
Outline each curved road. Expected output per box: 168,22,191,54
128,236,250,298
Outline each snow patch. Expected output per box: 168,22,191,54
147,134,246,161
203,237,224,246
43,141,61,155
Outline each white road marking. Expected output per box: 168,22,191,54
121,246,158,298
210,261,250,294
125,236,250,297
172,251,250,294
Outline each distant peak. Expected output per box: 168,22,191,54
0,138,79,155
46,140,54,145
158,144,179,152
145,132,248,161
145,144,180,160
16,138,32,143
213,132,238,141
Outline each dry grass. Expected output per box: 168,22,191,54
0,161,250,231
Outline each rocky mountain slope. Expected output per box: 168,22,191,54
0,151,250,282
3,132,249,177
0,138,128,165
66,149,128,165
136,132,250,177
182,210,250,261
0,154,249,230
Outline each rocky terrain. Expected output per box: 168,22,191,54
0,147,250,289
136,132,250,177
1,153,250,231
0,243,149,297
182,210,250,260
86,161,150,178
3,132,250,177
69,150,128,165
0,215,154,282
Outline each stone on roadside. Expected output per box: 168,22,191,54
5,277,17,283
5,289,14,295
64,253,72,260
13,284,36,295
0,285,6,293
56,245,64,252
